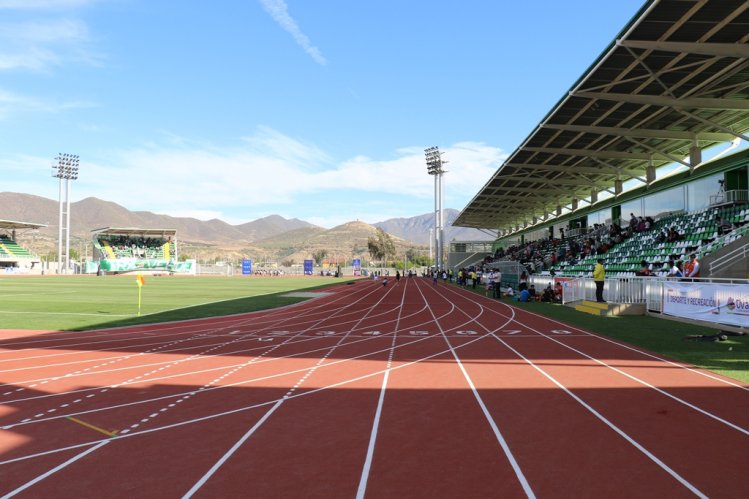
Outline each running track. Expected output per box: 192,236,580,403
0,277,747,498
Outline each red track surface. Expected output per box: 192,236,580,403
1,278,747,498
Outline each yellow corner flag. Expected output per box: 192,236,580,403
136,274,145,316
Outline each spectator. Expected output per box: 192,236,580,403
554,281,563,303
518,287,530,302
485,271,495,297
716,215,733,236
528,284,537,301
519,271,528,291
636,260,653,277
684,253,701,279
594,258,606,303
541,283,554,302
504,285,514,298
668,260,684,278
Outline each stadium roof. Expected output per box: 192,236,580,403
0,219,47,230
455,0,749,233
91,227,177,237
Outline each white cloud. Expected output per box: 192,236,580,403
2,129,503,227
0,87,96,117
259,0,327,66
0,18,101,72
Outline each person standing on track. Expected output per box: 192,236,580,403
594,258,606,303
396,270,401,283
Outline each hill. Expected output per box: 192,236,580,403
374,208,495,244
0,192,490,263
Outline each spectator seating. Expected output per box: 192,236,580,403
489,203,748,278
552,204,748,277
0,236,33,257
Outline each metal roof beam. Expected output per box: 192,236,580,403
505,162,628,176
500,175,602,187
524,146,656,161
572,91,749,111
674,109,749,142
617,39,749,59
540,123,734,142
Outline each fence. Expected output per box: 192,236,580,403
529,274,749,323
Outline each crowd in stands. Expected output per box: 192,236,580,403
483,203,748,279
100,235,173,259
486,214,671,276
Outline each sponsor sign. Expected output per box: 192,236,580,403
663,281,749,327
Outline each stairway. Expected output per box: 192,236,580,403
573,300,646,317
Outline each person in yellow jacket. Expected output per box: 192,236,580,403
593,258,606,303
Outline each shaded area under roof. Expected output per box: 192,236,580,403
0,219,47,231
91,227,177,237
455,0,749,233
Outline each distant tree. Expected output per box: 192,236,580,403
367,228,395,264
312,249,328,266
281,258,295,267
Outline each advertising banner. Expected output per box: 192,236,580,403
242,259,252,275
304,259,314,275
97,258,195,274
352,258,361,276
663,281,749,327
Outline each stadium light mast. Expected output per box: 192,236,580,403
425,146,446,272
52,153,79,274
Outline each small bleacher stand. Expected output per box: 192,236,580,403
90,227,194,275
0,219,45,274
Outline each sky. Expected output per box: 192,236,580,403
0,0,647,228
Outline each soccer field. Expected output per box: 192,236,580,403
0,275,349,331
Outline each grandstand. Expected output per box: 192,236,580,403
449,1,749,326
90,227,195,275
0,219,44,274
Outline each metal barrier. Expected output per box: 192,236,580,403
528,275,749,311
709,240,749,275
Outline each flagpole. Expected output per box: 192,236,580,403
136,274,144,316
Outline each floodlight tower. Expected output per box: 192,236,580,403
425,146,446,271
52,153,79,274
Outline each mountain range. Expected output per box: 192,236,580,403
0,192,494,262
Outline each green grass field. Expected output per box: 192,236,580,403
0,275,351,331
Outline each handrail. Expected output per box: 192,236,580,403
709,241,749,274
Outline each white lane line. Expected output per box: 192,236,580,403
357,279,410,499
2,303,444,430
182,399,284,499
493,334,708,499
0,319,502,468
436,284,749,432
0,441,109,499
417,281,535,499
183,276,401,497
512,303,749,392
513,319,749,436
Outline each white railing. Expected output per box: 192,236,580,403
529,275,749,312
709,241,749,275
